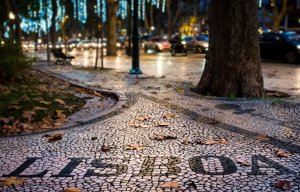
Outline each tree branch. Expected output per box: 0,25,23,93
278,0,289,19
271,0,278,17
260,6,273,20
172,0,182,28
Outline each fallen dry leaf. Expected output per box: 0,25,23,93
47,132,63,143
253,135,270,141
101,145,110,152
64,105,74,112
177,81,183,86
0,177,27,187
99,104,108,108
129,123,149,128
275,180,292,190
209,118,219,124
93,90,102,97
154,135,177,140
22,111,36,122
0,117,14,124
123,104,129,107
54,99,65,105
164,113,175,119
133,79,140,85
32,106,47,111
80,106,89,109
63,188,81,192
165,84,172,88
161,75,166,78
159,181,183,191
197,136,228,145
135,116,149,121
268,73,276,77
151,91,158,94
182,141,188,145
236,160,251,166
275,149,291,158
8,106,20,110
40,100,52,105
158,122,170,126
124,144,146,151
20,123,34,130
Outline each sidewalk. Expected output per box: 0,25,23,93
0,62,300,192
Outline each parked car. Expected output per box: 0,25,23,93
78,40,96,50
260,31,300,64
67,39,80,50
182,35,209,53
144,38,170,52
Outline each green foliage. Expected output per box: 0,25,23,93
0,41,35,80
207,92,209,96
229,92,235,100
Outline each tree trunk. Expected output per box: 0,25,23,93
8,0,22,42
273,18,280,31
195,0,265,98
150,4,154,34
167,0,172,38
106,0,119,56
50,0,57,44
144,15,151,33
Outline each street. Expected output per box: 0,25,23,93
27,48,300,97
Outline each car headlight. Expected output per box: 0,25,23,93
56,45,59,48
297,45,300,49
117,43,121,47
49,45,52,48
23,45,28,48
70,44,73,47
61,45,65,47
203,43,209,47
103,43,106,46
182,41,186,45
84,44,88,47
158,43,162,47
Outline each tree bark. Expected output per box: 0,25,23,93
195,0,265,98
50,0,57,44
8,0,22,42
106,0,119,56
167,0,181,39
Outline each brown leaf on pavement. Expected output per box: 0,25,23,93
20,123,34,130
151,91,158,94
22,96,30,102
80,106,89,109
133,79,140,85
8,106,20,110
40,100,52,105
124,144,146,151
123,104,129,107
197,136,228,145
154,135,177,140
275,149,291,158
236,160,251,166
182,141,188,145
161,75,166,78
165,84,172,88
275,180,292,190
177,81,183,86
93,90,102,97
158,122,170,126
129,123,149,128
135,116,149,121
64,105,74,112
54,99,66,105
159,181,183,191
101,145,111,152
209,118,219,124
99,104,108,108
63,188,81,192
253,135,270,141
0,177,27,187
164,113,175,119
47,132,63,143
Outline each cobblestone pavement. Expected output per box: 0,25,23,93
1,53,300,192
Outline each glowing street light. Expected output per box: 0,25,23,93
9,12,15,20
151,26,154,30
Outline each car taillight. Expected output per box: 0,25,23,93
126,41,129,45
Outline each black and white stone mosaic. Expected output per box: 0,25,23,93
1,65,300,191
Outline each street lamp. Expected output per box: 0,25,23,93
151,26,154,30
128,0,144,76
9,12,15,20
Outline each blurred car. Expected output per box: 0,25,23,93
182,35,209,53
144,37,170,52
67,39,80,50
260,31,300,64
78,40,96,50
117,37,126,49
22,41,36,51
